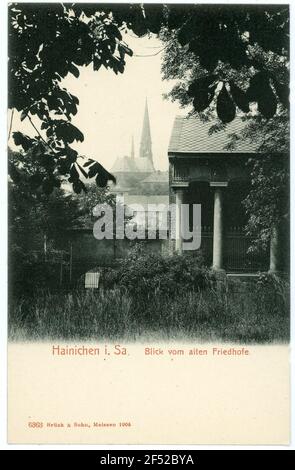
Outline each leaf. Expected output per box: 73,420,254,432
73,180,86,194
216,84,236,123
69,164,80,183
128,6,147,37
105,23,122,41
246,72,277,118
189,77,217,112
63,146,78,163
20,110,27,121
229,82,250,113
76,163,88,179
73,181,82,194
69,63,80,78
88,162,100,178
93,56,101,71
95,173,108,188
87,161,116,186
118,43,133,57
187,75,217,97
41,121,49,130
83,158,95,167
54,121,84,143
12,132,34,151
257,88,277,119
273,80,289,108
247,72,269,102
192,88,216,112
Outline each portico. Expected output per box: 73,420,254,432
168,116,282,273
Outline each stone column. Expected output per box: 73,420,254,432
210,182,227,271
269,224,280,273
175,189,184,253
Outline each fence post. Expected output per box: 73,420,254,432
44,234,47,262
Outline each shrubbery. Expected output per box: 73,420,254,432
103,245,210,297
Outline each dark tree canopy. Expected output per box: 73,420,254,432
8,3,289,195
160,4,289,122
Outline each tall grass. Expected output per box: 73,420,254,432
9,279,289,343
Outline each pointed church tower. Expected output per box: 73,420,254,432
139,99,154,170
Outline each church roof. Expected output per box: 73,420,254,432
111,155,155,174
168,116,261,154
111,155,138,173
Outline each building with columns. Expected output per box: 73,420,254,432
168,115,285,273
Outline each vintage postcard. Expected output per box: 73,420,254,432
7,2,290,445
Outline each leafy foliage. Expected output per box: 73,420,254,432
161,5,289,122
104,245,209,298
8,3,133,193
9,148,84,295
222,112,289,251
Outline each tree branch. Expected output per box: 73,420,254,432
8,108,14,140
26,114,56,154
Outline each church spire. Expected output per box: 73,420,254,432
139,98,153,166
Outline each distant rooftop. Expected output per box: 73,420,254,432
111,155,154,173
111,155,138,173
168,116,261,154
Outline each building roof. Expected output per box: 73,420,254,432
111,155,138,173
168,116,261,154
111,155,154,173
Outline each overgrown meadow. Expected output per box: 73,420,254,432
9,251,289,343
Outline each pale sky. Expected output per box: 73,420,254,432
9,33,188,172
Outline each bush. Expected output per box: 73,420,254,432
103,245,210,297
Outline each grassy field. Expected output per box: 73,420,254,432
9,279,289,343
